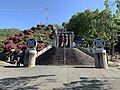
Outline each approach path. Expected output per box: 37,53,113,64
0,65,120,90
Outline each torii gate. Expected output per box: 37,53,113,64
55,31,74,48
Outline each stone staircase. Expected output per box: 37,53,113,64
36,47,55,65
36,47,94,65
52,48,64,65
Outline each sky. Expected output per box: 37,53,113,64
0,0,106,30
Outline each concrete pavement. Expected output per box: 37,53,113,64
0,65,120,90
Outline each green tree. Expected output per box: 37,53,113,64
104,0,120,58
65,6,119,57
66,9,96,40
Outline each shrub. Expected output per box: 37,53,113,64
4,43,16,52
2,40,13,44
36,43,45,51
0,43,5,52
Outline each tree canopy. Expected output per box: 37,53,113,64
65,0,120,55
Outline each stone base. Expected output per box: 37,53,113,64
24,49,37,67
94,50,108,69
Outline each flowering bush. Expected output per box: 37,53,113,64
13,42,26,53
2,40,13,44
24,35,30,39
11,35,19,40
17,43,26,51
36,43,45,51
4,43,16,52
0,23,54,61
23,30,32,35
0,43,5,52
9,34,24,44
31,26,36,30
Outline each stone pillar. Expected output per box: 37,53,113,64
93,49,108,69
24,38,37,67
24,49,37,67
71,32,74,47
24,50,29,67
69,34,72,48
56,34,59,48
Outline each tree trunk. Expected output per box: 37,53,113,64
111,43,115,61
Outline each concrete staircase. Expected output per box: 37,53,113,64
36,47,94,65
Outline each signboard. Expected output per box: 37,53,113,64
93,38,105,48
26,38,37,49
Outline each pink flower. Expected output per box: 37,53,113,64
15,34,19,36
9,36,14,40
23,30,32,35
17,44,26,50
2,40,13,44
14,36,19,40
18,44,22,49
19,36,23,39
25,35,30,38
23,42,26,45
16,48,21,53
4,43,16,52
36,43,45,51
9,35,19,40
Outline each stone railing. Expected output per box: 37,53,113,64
76,46,94,58
37,45,52,57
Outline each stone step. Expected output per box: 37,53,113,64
36,47,94,65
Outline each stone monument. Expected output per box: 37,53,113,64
93,38,108,69
24,38,37,67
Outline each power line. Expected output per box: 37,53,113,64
0,8,49,25
0,8,46,11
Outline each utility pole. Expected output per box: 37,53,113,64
45,8,48,25
64,28,67,65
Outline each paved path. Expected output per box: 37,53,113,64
0,65,120,90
